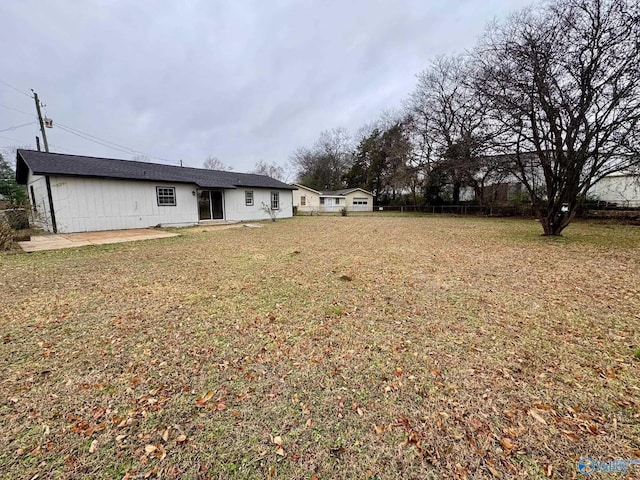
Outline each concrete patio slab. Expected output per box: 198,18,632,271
18,228,179,252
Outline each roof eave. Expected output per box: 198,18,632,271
26,170,207,187
233,183,296,190
291,183,322,194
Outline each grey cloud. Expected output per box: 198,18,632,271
0,0,532,171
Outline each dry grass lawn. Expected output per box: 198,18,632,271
1,215,639,479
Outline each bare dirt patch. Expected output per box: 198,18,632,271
1,216,639,479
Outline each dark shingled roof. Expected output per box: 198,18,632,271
321,188,372,196
292,183,373,196
15,150,295,190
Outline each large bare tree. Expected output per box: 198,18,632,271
406,55,495,204
474,0,640,235
291,128,352,190
252,160,287,182
203,155,233,171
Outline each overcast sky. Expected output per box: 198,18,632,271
0,0,532,173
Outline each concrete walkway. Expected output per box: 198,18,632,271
18,228,179,252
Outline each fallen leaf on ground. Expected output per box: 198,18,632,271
487,464,502,478
195,390,215,407
529,409,547,425
501,437,515,454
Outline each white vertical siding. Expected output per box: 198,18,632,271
590,175,640,207
25,171,294,232
46,177,199,233
224,188,293,221
26,172,52,230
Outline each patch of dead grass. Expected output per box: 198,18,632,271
1,216,639,479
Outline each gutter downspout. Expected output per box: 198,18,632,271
44,175,57,233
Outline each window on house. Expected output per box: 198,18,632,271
300,196,306,206
156,187,176,206
271,191,279,210
352,198,368,205
320,197,325,205
335,198,340,205
245,190,254,206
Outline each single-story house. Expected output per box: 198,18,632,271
16,149,295,233
291,184,374,212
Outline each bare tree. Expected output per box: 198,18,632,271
291,128,352,190
406,55,494,203
473,0,640,235
131,154,150,163
1,145,32,169
252,160,287,181
203,155,233,171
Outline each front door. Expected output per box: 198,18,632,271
198,190,224,220
211,191,224,219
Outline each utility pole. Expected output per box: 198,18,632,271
36,136,41,151
32,91,49,152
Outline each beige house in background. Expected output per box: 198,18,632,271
292,184,374,213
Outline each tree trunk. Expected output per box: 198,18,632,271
539,206,573,236
452,181,461,204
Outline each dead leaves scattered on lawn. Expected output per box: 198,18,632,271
3,217,639,480
271,435,285,457
195,388,227,411
194,390,215,407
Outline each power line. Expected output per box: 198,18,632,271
1,101,182,165
0,121,37,133
0,79,33,98
49,143,82,154
56,124,140,157
56,122,148,156
0,134,34,144
55,122,181,165
0,103,36,117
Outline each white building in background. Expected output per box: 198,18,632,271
16,149,295,233
291,183,374,213
589,172,640,208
